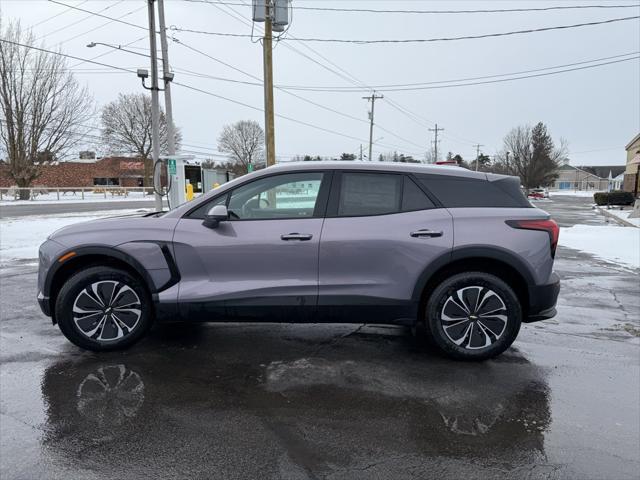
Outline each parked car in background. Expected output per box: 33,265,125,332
37,162,560,361
528,188,549,200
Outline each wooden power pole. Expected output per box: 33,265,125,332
428,124,444,163
362,91,383,162
474,143,484,171
263,2,276,166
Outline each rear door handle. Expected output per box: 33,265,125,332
281,233,313,241
410,229,443,238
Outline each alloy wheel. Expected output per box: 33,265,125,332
72,281,142,342
440,286,508,350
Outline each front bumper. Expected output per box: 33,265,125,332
37,291,51,317
524,272,560,323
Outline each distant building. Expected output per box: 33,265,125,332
552,164,626,191
0,156,146,188
623,133,640,194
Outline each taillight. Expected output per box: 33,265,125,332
506,219,560,258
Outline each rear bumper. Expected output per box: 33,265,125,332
524,272,560,323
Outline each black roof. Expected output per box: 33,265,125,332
577,165,626,179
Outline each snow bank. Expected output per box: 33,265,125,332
603,208,640,228
549,191,599,198
559,225,640,269
0,209,151,264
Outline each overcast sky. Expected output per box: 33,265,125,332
2,0,639,166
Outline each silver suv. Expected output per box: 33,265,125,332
37,162,560,360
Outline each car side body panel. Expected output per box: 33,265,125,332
448,207,554,285
318,209,454,322
172,217,323,322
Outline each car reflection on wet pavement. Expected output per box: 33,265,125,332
35,325,556,480
1,196,639,479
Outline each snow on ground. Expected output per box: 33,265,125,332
559,224,640,269
0,191,152,206
549,190,600,198
0,209,151,265
0,191,205,206
602,207,640,228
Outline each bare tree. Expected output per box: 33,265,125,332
0,19,94,198
217,120,264,174
100,92,181,187
492,122,567,190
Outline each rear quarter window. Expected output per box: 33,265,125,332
415,174,531,208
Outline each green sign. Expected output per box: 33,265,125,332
248,162,254,173
168,158,176,175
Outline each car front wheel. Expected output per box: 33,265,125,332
55,266,153,351
425,272,522,361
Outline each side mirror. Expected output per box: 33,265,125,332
203,205,228,229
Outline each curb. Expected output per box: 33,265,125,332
595,206,639,228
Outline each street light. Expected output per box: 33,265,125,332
86,41,121,50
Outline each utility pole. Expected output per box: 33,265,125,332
157,0,175,167
359,144,363,161
263,1,276,166
428,124,444,163
146,0,162,212
362,91,383,163
474,143,484,171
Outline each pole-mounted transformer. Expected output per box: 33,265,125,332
252,0,290,27
252,0,266,22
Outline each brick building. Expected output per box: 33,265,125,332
623,133,640,195
0,157,147,188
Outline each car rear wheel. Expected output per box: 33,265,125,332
55,267,153,351
424,272,522,361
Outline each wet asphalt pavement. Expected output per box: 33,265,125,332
0,200,162,218
1,196,639,479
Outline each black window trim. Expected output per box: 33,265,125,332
184,169,333,221
326,169,443,218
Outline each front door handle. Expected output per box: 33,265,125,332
410,229,443,238
281,233,313,241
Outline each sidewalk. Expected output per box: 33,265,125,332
595,206,640,228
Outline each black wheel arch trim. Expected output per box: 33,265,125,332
411,245,537,303
44,243,180,306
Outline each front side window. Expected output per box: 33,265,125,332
187,193,228,219
227,172,324,220
338,173,402,216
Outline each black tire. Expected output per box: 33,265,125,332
424,272,522,361
55,266,153,351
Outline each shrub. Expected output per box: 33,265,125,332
593,190,635,206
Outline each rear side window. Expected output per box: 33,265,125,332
402,176,435,211
338,173,402,216
415,174,531,208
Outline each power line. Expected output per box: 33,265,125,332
172,80,370,144
57,49,638,95
0,38,135,73
272,51,640,92
174,37,421,150
375,56,640,92
56,4,147,46
30,0,89,28
172,16,640,44
179,1,640,15
0,38,396,150
198,0,428,152
69,35,148,69
37,0,126,41
46,0,151,33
